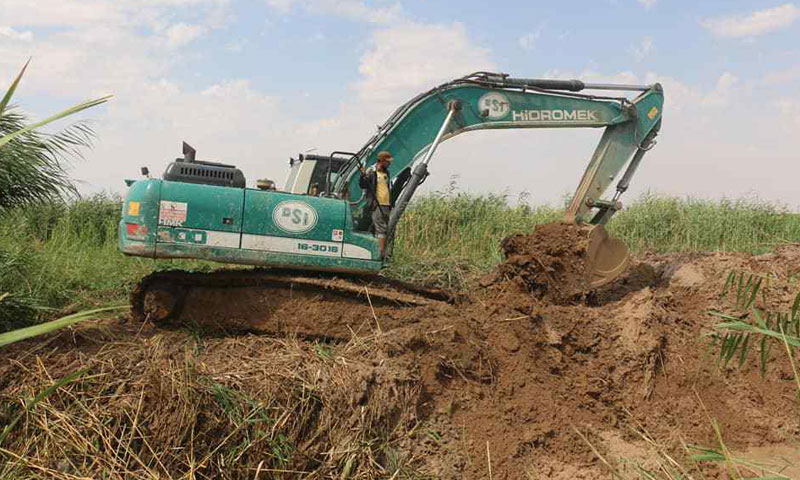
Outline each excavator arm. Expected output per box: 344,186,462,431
333,72,663,236
329,72,663,286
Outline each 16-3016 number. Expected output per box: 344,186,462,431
297,243,339,253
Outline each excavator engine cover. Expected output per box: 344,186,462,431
584,225,630,288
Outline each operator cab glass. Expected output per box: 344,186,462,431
283,156,349,197
307,158,346,196
284,162,301,192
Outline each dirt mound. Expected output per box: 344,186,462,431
3,244,800,478
495,223,591,303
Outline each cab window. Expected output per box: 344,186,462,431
308,159,345,196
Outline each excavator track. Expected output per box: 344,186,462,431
131,269,454,338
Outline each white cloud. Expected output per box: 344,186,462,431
357,22,494,106
641,71,740,111
518,31,540,51
776,98,800,127
543,68,639,86
700,71,738,107
265,0,403,24
637,0,657,8
0,0,232,97
0,0,229,29
642,72,701,113
225,38,248,52
702,3,800,38
762,67,800,85
0,27,165,98
201,79,272,104
0,0,121,27
0,26,33,42
628,36,653,61
165,22,206,47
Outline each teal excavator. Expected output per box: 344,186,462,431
120,72,663,323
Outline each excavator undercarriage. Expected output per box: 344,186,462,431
131,269,454,336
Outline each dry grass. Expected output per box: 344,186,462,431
0,321,423,479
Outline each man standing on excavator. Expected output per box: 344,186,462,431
359,151,393,258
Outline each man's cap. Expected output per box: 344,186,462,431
377,151,392,161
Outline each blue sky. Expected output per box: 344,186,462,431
1,0,799,206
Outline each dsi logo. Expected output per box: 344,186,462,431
478,92,510,120
273,200,318,234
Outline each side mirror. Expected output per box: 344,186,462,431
140,166,150,177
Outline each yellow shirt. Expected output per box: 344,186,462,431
376,171,391,206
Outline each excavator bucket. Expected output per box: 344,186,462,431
584,225,630,288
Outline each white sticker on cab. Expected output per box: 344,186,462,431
159,201,188,226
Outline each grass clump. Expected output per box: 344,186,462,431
709,270,800,398
609,194,800,254
0,330,420,479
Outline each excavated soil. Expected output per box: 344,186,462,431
2,225,800,479
496,222,591,303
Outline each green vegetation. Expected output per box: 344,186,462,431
0,195,209,331
610,195,800,254
2,192,800,332
0,60,112,333
709,270,800,398
0,60,110,212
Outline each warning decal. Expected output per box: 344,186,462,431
159,201,188,226
128,201,140,216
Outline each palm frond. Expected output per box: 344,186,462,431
0,110,97,211
0,60,110,211
0,305,127,348
0,58,29,116
0,95,110,149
